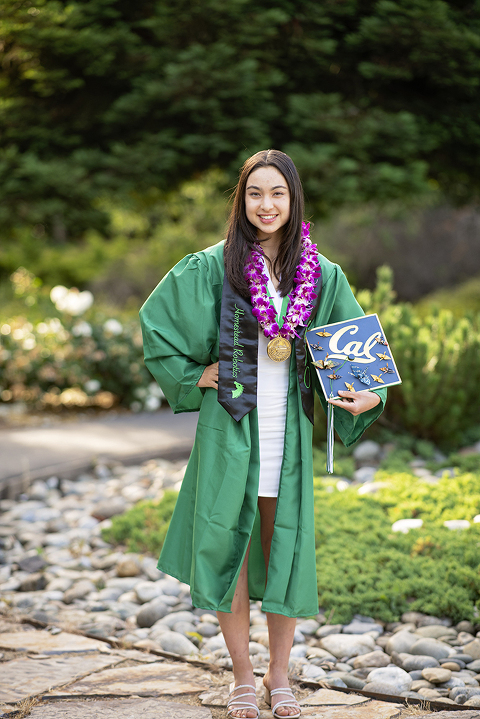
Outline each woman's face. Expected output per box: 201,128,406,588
244,166,291,242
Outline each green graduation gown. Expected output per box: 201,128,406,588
139,240,386,617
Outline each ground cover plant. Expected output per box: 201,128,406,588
103,456,480,625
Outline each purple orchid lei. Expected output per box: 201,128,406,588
244,222,321,340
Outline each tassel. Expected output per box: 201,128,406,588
327,397,335,474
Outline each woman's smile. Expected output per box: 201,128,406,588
245,166,291,242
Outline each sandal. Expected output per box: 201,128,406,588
264,686,301,718
227,682,259,718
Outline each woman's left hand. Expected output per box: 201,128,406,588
328,390,381,416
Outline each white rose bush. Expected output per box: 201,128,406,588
0,273,163,412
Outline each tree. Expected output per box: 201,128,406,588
1,0,479,237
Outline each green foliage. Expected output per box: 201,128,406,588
101,491,178,554
1,0,480,237
374,471,480,523
314,473,480,624
0,170,227,291
356,266,480,447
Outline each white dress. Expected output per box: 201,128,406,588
257,267,290,498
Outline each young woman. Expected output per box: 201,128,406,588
140,150,386,719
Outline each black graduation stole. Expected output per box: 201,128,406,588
217,272,322,423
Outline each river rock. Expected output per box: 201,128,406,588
156,610,197,628
63,579,96,604
391,519,423,533
302,663,327,680
363,681,403,695
91,497,127,520
411,680,435,691
353,466,377,483
156,630,198,655
465,695,480,706
46,576,73,592
457,620,475,634
116,555,142,577
296,619,320,635
458,631,476,644
450,686,480,702
320,633,375,658
141,557,162,581
416,625,457,639
19,572,47,592
18,554,48,573
94,587,124,601
385,630,418,655
353,651,390,668
148,624,172,641
444,519,470,530
325,677,347,688
422,667,452,683
449,653,473,664
417,615,452,627
353,440,381,462
172,620,196,635
134,581,165,603
106,576,141,591
398,653,440,671
418,687,442,699
290,644,308,658
461,640,480,660
203,634,227,652
341,674,366,690
343,620,383,635
366,666,412,693
410,638,452,660
136,598,169,628
248,641,268,655
442,662,461,671
152,579,181,596
316,624,343,638
197,622,220,638
466,659,480,672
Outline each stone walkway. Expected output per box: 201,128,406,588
1,620,479,719
2,454,480,719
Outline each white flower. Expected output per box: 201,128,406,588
22,337,36,350
103,319,123,335
84,379,101,393
50,286,94,315
72,321,93,337
134,387,147,399
50,285,69,305
145,396,161,411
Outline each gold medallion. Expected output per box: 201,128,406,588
267,336,291,362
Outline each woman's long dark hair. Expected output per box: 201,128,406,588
224,149,305,298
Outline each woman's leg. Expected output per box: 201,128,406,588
258,497,300,717
217,542,257,718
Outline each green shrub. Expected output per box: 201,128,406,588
314,473,480,623
101,491,178,554
356,266,480,447
0,270,157,411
